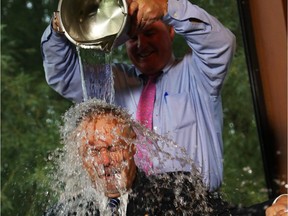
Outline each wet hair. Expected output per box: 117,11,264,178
52,99,136,199
61,98,134,140
50,99,213,215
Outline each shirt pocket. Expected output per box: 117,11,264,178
162,92,196,132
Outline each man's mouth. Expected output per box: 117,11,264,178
138,50,153,58
99,168,120,179
139,53,150,58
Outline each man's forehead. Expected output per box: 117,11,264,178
81,114,121,128
79,113,133,142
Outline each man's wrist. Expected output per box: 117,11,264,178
52,11,65,34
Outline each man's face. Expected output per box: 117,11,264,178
79,114,136,198
126,21,174,76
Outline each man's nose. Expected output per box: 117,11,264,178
137,34,147,49
99,150,111,166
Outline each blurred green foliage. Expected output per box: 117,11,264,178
1,0,267,215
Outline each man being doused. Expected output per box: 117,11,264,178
44,99,282,216
44,99,222,215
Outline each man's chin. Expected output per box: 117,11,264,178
105,183,128,198
137,63,162,76
105,190,121,198
104,181,121,198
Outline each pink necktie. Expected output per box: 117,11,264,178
135,76,156,174
136,77,156,130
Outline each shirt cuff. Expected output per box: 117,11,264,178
50,24,68,42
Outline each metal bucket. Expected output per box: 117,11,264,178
58,0,130,52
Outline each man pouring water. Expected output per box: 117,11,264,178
41,0,236,191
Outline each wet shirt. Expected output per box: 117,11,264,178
41,0,236,191
43,171,270,216
43,171,227,216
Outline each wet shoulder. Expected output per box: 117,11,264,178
43,195,100,216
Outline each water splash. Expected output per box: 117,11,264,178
45,99,213,215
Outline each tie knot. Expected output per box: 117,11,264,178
140,73,161,85
148,75,157,82
108,198,120,215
